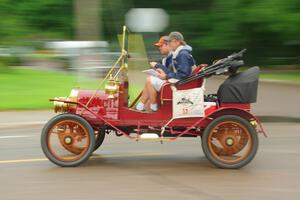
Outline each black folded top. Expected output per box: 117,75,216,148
217,66,260,103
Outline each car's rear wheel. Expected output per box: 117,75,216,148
202,115,258,169
41,114,95,167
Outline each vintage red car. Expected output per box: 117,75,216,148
41,26,266,168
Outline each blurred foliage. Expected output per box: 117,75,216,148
0,0,299,66
0,56,21,72
102,0,300,66
0,0,73,45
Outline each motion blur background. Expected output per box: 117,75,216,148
0,0,299,109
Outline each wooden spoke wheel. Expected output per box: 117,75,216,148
41,114,95,167
202,115,258,169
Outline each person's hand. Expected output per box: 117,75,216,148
156,68,166,80
149,62,157,68
199,64,208,68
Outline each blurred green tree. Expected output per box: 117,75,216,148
0,0,299,65
0,0,73,45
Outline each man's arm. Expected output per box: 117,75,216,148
155,63,171,74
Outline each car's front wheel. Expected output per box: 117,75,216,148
41,114,95,167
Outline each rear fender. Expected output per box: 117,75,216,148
204,108,267,137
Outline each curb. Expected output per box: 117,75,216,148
0,121,47,129
259,79,300,85
214,76,300,85
257,116,300,123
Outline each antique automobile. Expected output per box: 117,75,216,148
41,26,266,168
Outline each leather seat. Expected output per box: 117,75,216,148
160,65,206,101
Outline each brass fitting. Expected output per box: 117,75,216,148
105,75,119,99
53,89,79,113
250,119,258,128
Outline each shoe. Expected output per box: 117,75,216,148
150,104,158,112
136,102,145,111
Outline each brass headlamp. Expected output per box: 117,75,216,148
105,74,119,99
53,89,79,113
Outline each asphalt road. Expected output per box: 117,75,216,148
0,123,300,200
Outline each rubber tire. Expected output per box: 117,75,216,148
93,127,106,152
201,115,259,169
41,114,95,167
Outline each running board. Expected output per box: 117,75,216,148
135,133,174,142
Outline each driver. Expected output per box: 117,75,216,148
136,36,172,112
136,32,195,112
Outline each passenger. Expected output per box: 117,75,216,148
135,36,171,112
136,32,195,112
163,31,195,80
149,36,173,74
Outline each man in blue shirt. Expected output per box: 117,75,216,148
136,32,195,112
150,36,173,74
136,36,171,112
158,32,195,80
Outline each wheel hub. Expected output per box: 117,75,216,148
225,137,234,146
64,136,73,145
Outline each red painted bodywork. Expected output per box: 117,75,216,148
51,73,266,139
